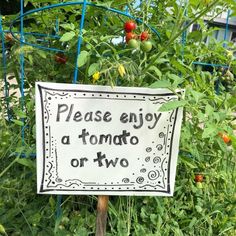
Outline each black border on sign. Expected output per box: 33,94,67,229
38,85,182,194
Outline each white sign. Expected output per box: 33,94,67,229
36,82,184,196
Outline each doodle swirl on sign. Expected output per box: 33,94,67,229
145,156,151,162
153,156,161,164
122,178,130,183
156,144,163,151
148,170,160,180
140,168,147,173
136,176,144,184
146,147,152,152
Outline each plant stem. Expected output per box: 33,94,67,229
0,156,19,178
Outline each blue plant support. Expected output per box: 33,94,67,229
0,15,11,120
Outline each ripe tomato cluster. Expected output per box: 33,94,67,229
124,20,153,52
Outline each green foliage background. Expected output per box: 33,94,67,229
0,0,236,235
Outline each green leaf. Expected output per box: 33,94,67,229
202,125,218,139
230,135,236,150
77,51,90,67
155,58,169,64
189,217,197,228
15,109,27,118
0,224,6,234
190,90,205,103
148,66,162,78
60,23,75,31
171,59,187,74
168,73,184,87
159,100,187,112
88,63,100,76
180,155,197,169
12,119,24,126
149,80,171,88
60,31,75,42
16,158,35,169
205,104,214,116
36,50,47,59
195,205,202,213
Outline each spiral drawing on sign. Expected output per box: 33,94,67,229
56,178,62,183
159,132,165,138
140,168,147,173
145,156,150,162
136,176,144,184
122,178,130,183
146,147,152,152
148,170,160,180
156,144,163,151
153,156,161,164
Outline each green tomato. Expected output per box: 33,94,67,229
3,131,10,137
141,41,153,52
128,39,139,49
196,182,203,189
2,141,7,147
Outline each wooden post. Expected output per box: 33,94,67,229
95,195,109,236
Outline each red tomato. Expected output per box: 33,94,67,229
124,20,136,33
125,32,137,43
218,132,231,144
140,31,149,41
55,53,67,64
195,174,204,183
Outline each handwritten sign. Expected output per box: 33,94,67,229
36,82,184,196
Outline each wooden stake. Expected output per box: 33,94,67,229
96,195,109,236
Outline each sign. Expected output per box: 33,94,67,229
36,82,184,196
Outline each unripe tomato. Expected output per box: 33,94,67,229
124,20,136,33
141,41,152,52
3,131,10,137
140,31,149,41
225,70,234,80
196,182,203,189
2,141,7,147
195,174,204,183
125,32,137,43
128,39,139,49
55,53,67,64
